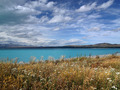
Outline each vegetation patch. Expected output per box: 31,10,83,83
0,55,120,90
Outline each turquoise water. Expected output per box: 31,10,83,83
0,48,120,62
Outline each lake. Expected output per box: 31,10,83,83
0,48,120,62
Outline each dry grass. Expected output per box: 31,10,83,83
0,55,120,90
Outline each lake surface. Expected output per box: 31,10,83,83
0,48,120,62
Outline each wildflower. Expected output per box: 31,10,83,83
105,71,108,73
112,86,116,88
110,68,115,71
116,72,120,75
107,78,111,80
94,68,98,71
111,86,117,90
40,78,44,81
11,68,17,72
90,78,94,81
23,69,27,74
19,61,24,64
28,72,31,75
109,80,112,82
23,80,27,84
39,71,41,73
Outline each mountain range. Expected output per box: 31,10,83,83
0,43,120,48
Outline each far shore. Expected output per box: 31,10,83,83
1,43,120,49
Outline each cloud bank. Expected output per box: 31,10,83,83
0,0,120,46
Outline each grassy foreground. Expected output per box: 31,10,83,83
0,55,120,90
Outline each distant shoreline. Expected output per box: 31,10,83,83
0,47,120,49
0,43,120,49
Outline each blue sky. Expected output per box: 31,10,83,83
0,0,120,46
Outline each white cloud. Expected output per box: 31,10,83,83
0,0,119,46
0,32,31,45
0,24,55,46
48,15,72,23
47,39,85,46
48,15,62,23
87,14,101,19
25,15,49,24
64,39,86,45
68,39,83,43
76,2,96,12
46,1,55,8
25,16,40,23
53,27,60,31
24,0,55,11
88,27,100,31
0,29,85,46
76,0,114,12
97,0,114,9
53,8,66,15
14,5,41,15
112,18,120,25
39,16,49,23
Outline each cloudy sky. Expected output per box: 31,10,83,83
0,0,120,46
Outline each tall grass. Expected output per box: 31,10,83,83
0,55,120,90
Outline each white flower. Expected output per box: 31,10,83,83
28,72,31,75
111,86,117,90
116,72,120,75
105,71,108,73
12,68,17,72
23,69,27,73
94,68,98,71
23,80,27,84
39,71,41,73
107,78,111,80
107,78,112,82
110,68,115,71
19,61,24,64
112,86,116,88
91,78,94,81
109,80,112,82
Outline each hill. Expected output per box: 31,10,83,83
65,43,120,48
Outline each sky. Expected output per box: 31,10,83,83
0,0,120,46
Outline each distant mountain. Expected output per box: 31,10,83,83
0,43,120,48
0,44,26,48
65,43,120,48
